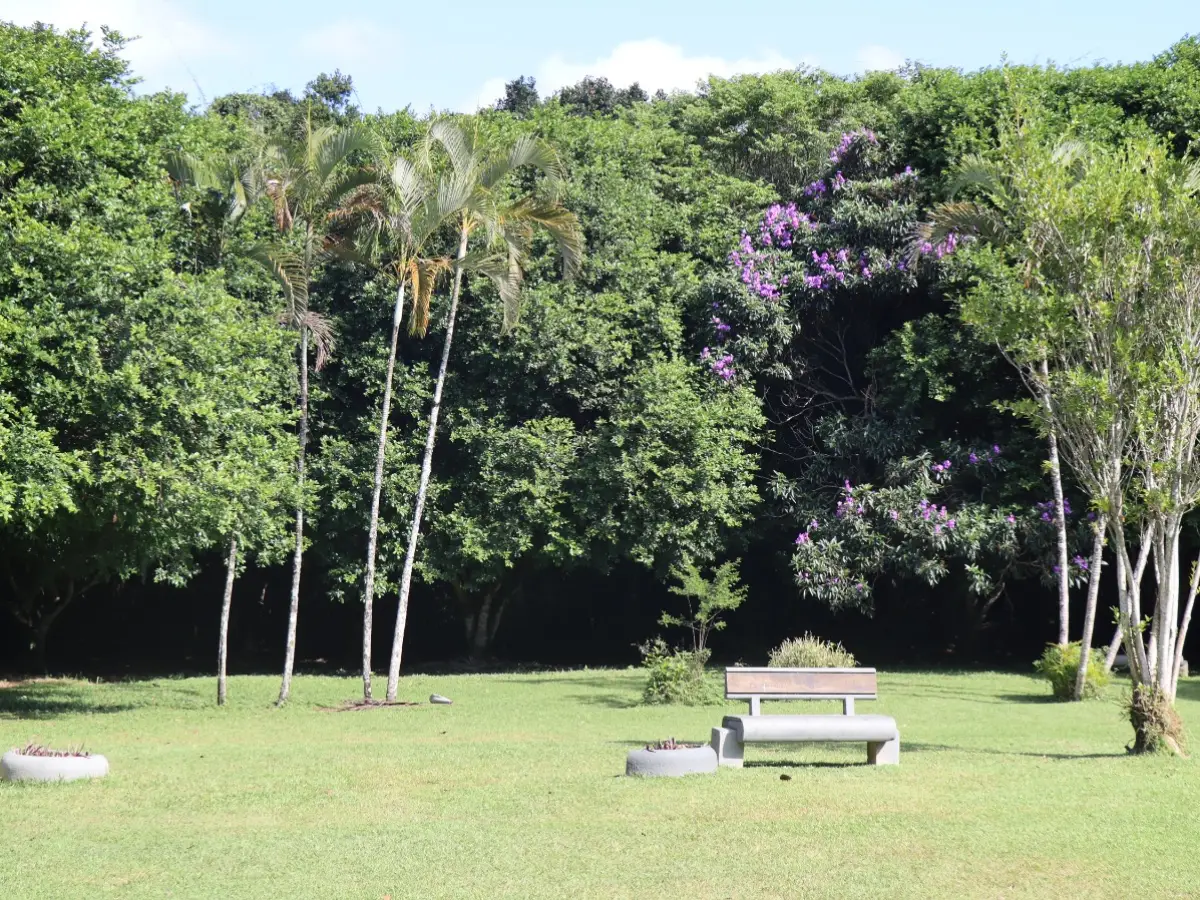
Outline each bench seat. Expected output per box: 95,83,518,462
722,713,898,744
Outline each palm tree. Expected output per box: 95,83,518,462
253,116,375,705
332,151,469,701
912,132,1099,698
382,121,583,702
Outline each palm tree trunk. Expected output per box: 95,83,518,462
1073,516,1106,700
278,326,309,705
1040,358,1071,645
361,282,407,701
385,228,469,701
217,534,238,707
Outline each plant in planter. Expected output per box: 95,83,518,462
2,742,109,782
625,736,718,777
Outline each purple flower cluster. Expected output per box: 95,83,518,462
930,459,952,476
917,498,952,526
917,232,962,260
1036,498,1072,523
795,518,821,545
967,445,1001,465
803,179,828,198
758,203,817,249
829,128,879,164
700,347,735,381
729,232,783,300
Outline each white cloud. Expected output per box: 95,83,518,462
0,0,236,84
857,44,905,72
467,38,801,112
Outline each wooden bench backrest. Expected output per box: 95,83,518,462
725,667,877,715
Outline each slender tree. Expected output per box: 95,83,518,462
254,116,375,704
914,131,1084,655
332,152,468,700
382,121,583,702
217,535,238,706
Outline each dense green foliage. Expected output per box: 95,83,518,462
5,21,1200,674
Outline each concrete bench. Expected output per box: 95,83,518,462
711,667,899,766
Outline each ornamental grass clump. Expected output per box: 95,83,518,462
769,633,857,668
1033,642,1109,700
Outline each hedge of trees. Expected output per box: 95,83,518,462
4,24,1200,729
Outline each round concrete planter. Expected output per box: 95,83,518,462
626,744,717,777
1,750,109,783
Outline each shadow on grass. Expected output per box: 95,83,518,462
568,693,641,709
0,682,135,720
744,759,860,769
906,741,1126,760
1175,678,1200,703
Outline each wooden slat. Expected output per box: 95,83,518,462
725,668,876,698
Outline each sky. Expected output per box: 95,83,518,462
6,1,1198,114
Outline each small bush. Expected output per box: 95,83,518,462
769,633,857,668
638,638,720,705
1034,642,1110,699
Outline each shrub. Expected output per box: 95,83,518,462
1034,642,1110,699
638,638,720,705
768,633,857,668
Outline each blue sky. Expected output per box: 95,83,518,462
6,1,1197,113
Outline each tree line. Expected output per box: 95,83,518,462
3,24,1200,733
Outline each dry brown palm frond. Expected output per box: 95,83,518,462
301,310,336,371
407,256,454,336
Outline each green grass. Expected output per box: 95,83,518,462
2,669,1199,899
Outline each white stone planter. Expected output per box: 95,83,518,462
1,750,109,783
626,744,717,777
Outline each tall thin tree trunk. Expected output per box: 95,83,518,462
1171,548,1199,698
1041,359,1072,645
361,282,407,701
1073,516,1106,700
1103,626,1123,672
278,326,309,705
385,228,469,702
218,535,238,707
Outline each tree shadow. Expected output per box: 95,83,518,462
996,693,1059,704
1175,678,1200,703
905,741,1126,760
0,682,135,720
568,693,641,709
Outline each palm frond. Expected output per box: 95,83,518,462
407,256,453,336
499,197,583,277
1184,161,1200,195
480,134,565,194
472,250,525,332
946,154,1006,200
906,201,1006,265
424,119,475,178
390,156,430,218
243,242,309,326
301,310,336,371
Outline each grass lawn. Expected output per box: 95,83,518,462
2,669,1199,899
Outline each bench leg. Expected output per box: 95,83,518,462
867,736,900,766
711,727,744,768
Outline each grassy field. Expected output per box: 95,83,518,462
2,669,1199,899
